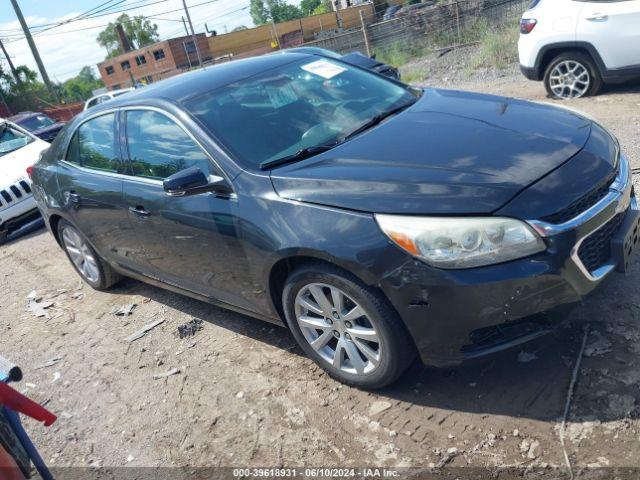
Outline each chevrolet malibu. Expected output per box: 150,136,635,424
31,53,640,388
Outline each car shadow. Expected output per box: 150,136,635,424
599,80,640,96
0,220,45,246
104,269,639,424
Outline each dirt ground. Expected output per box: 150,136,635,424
2,59,640,477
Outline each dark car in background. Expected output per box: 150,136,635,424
8,112,65,143
30,52,639,389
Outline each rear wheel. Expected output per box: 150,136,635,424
283,263,416,389
544,52,602,100
57,220,120,290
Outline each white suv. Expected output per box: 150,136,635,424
0,119,50,242
518,0,640,99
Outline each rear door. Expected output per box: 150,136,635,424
120,108,249,308
576,0,640,69
55,112,141,268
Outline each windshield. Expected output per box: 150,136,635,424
17,114,55,132
0,123,34,156
184,58,418,169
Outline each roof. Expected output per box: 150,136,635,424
8,111,38,123
89,52,311,113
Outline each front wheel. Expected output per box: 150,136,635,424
58,220,121,290
544,52,602,100
283,263,416,389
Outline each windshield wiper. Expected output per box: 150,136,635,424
260,144,337,170
339,101,416,143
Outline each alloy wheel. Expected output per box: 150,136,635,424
61,227,100,283
294,283,381,375
549,60,590,99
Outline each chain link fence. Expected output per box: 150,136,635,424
303,0,529,60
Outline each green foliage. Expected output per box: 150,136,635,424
97,13,159,59
468,21,519,69
311,0,332,15
60,66,104,103
250,0,304,25
300,0,322,14
0,64,104,113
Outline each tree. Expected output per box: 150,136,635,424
61,66,104,103
0,65,53,113
300,0,321,14
250,0,303,25
97,13,159,58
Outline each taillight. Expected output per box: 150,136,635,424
26,166,34,180
520,18,537,34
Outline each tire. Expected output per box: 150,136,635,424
57,219,121,290
544,52,602,100
282,263,416,389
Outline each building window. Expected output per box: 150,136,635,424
135,55,146,66
184,41,196,54
153,49,165,61
121,60,131,71
105,65,115,75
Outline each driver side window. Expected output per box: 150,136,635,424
124,110,214,180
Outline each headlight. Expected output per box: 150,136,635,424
375,215,546,269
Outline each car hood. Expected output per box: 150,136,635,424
270,88,593,215
34,122,65,135
0,140,49,187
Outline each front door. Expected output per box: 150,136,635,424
120,109,250,309
577,0,640,69
55,112,140,268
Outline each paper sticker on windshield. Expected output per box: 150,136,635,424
301,60,346,79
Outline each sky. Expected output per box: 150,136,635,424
0,0,259,82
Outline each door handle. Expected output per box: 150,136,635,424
67,191,81,207
586,13,608,21
129,206,151,218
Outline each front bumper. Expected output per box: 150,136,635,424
520,64,540,81
380,155,639,366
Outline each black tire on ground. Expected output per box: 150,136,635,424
544,52,603,100
282,262,416,389
57,219,121,290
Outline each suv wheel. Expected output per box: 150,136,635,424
58,220,121,290
283,263,415,389
544,52,602,100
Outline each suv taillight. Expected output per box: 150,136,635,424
26,166,34,180
520,19,537,34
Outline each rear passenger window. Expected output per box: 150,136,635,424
124,110,213,180
66,113,121,173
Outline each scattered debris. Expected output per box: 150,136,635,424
559,325,590,480
584,331,612,357
153,367,181,380
236,391,245,399
113,303,137,316
71,291,85,300
27,298,53,318
51,372,61,383
177,318,203,339
517,351,537,363
124,318,165,343
435,447,460,468
176,341,197,356
513,429,519,437
369,400,392,417
586,457,610,468
26,290,41,301
35,356,63,370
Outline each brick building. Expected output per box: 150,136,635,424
97,34,211,91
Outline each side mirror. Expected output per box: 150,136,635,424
163,166,232,198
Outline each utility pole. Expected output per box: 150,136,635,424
0,39,19,82
10,0,58,100
181,16,189,36
182,0,204,68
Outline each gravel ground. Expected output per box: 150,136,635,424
2,49,640,478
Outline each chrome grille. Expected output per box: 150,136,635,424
541,172,616,224
577,212,626,273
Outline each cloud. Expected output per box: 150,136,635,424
0,0,254,82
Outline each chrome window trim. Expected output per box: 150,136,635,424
527,154,635,282
60,105,233,189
